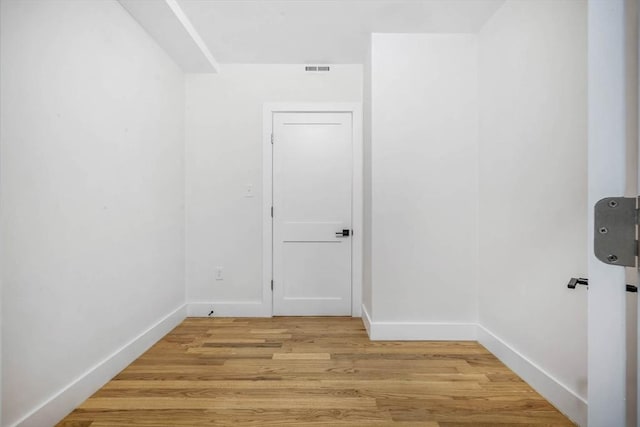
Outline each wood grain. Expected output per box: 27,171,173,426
57,317,574,426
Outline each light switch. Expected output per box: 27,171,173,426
245,184,254,198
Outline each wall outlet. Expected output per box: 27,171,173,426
215,267,223,280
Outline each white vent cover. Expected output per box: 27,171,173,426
305,65,330,72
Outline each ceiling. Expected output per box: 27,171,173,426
175,0,505,64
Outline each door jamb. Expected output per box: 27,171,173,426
262,103,363,317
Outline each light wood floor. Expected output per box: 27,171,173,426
58,317,574,426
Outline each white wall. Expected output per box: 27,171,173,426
185,65,362,314
368,34,479,334
477,0,587,424
0,1,186,425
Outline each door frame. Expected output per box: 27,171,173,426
587,0,636,424
262,103,363,317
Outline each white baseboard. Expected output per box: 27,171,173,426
361,304,477,341
187,301,271,317
361,303,372,335
477,325,587,427
13,304,187,427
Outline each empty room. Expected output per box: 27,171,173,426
1,0,637,426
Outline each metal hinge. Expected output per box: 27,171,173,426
271,280,273,290
594,196,639,267
271,133,274,144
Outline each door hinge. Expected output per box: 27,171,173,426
271,206,273,217
271,133,274,144
594,196,639,267
271,280,274,290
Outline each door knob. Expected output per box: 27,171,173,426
335,229,350,237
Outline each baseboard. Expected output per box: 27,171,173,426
187,301,271,317
13,304,187,427
477,325,587,427
361,303,372,336
361,306,477,341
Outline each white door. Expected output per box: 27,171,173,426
272,112,353,316
587,1,637,425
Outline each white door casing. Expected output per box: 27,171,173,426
587,0,632,425
262,103,363,317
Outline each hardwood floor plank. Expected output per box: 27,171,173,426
79,396,378,410
58,317,575,426
272,353,331,360
68,408,395,426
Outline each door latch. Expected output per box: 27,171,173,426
594,197,638,267
335,229,350,237
566,277,638,293
567,277,589,289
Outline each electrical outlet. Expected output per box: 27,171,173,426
215,267,223,280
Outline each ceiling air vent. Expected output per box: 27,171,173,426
305,65,330,72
